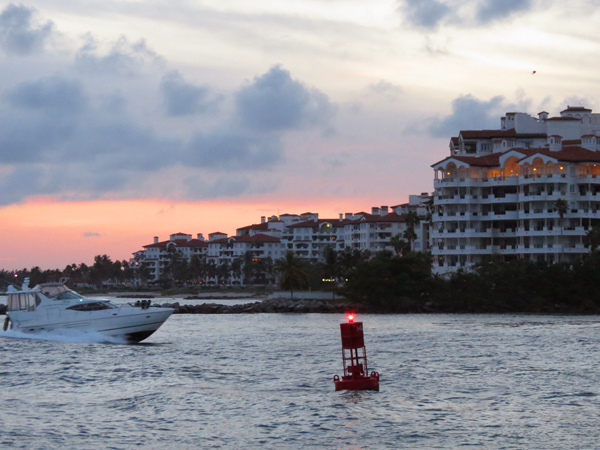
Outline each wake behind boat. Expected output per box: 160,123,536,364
3,279,173,343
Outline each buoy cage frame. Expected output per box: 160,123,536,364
333,319,379,391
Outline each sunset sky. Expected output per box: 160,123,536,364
1,0,599,270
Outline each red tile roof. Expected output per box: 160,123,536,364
561,106,591,113
209,233,281,244
459,128,546,139
433,147,600,168
286,218,345,229
233,234,281,243
545,116,580,121
144,238,208,249
346,212,407,224
236,222,271,232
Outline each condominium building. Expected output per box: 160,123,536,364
431,105,600,274
130,197,432,284
206,233,283,265
133,232,208,281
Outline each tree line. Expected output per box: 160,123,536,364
5,212,600,314
1,255,135,290
338,249,600,314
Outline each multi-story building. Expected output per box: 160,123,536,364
133,232,208,281
342,208,425,253
131,203,432,283
431,105,600,274
206,234,283,266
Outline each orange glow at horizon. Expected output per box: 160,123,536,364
0,196,382,271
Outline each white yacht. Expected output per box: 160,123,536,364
3,279,174,343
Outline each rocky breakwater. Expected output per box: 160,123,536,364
156,297,361,314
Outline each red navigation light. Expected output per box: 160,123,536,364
347,313,355,323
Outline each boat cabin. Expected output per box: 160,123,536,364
6,291,40,312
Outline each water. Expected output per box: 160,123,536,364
2,312,600,449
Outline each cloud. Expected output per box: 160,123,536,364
429,94,505,137
400,0,451,30
0,165,44,205
160,71,220,116
364,80,404,100
0,4,54,55
183,175,252,199
184,131,283,170
398,0,537,30
475,0,533,25
0,7,337,206
235,65,336,132
83,232,101,238
4,75,88,112
75,35,165,76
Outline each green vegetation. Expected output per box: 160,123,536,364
5,245,600,314
341,249,600,313
274,250,310,299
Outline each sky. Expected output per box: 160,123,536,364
0,0,599,270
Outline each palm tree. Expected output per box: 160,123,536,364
206,260,217,285
554,198,569,262
404,210,421,251
585,225,600,252
231,257,243,285
274,251,308,299
162,249,188,287
243,251,255,285
322,245,338,298
337,247,363,280
189,254,206,286
390,234,410,257
217,261,231,285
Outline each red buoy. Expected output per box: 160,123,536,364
333,313,379,391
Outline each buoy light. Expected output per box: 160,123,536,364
347,313,355,323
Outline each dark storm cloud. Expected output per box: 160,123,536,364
160,71,221,116
184,131,283,170
0,3,54,55
4,76,88,112
429,94,504,137
75,35,165,76
235,65,335,132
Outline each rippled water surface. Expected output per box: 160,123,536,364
2,312,600,449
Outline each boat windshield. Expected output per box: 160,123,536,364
38,284,85,300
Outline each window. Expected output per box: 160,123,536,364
67,302,116,311
7,293,39,311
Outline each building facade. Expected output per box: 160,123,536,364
131,198,432,284
133,232,208,281
431,106,600,274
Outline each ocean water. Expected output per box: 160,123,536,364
2,311,600,449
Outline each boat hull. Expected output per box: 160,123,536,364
7,307,174,343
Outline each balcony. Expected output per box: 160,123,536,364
479,211,519,220
523,173,567,181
